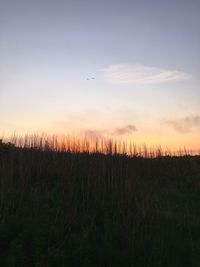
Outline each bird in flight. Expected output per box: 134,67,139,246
86,77,95,80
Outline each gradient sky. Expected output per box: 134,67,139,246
0,0,200,150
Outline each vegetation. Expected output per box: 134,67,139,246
0,138,200,266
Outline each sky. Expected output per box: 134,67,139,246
0,0,200,151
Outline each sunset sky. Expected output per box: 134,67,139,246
0,0,200,150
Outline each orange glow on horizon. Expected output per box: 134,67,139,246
1,132,200,156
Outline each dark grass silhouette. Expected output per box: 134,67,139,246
0,138,200,266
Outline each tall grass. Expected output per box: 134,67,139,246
1,134,199,157
0,136,200,266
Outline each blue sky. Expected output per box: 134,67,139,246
0,0,200,149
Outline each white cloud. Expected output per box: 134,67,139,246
102,64,191,85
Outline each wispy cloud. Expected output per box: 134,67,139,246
102,64,191,85
114,125,137,135
84,124,137,138
84,129,107,139
164,115,200,133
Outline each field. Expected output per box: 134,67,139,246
0,140,200,266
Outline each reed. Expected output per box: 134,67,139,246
0,135,200,266
1,134,199,157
